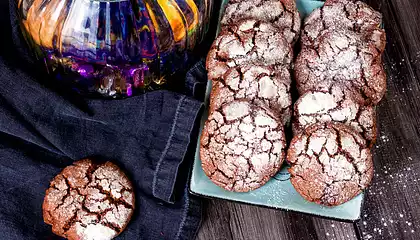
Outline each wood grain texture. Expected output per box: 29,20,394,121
197,0,420,239
197,200,359,240
358,0,420,239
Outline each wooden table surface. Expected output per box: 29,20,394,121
197,0,420,239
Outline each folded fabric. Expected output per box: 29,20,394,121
0,1,208,239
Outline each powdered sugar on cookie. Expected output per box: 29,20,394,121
42,160,135,240
206,19,292,83
200,100,286,192
287,123,374,206
221,0,301,44
210,65,292,124
301,0,385,51
294,85,376,144
295,30,386,104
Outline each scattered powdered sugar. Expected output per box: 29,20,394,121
380,134,390,143
359,154,419,239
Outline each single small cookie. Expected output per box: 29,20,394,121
301,0,385,52
200,100,286,192
295,30,386,105
43,159,135,240
209,65,292,125
221,0,301,44
293,85,377,145
287,123,374,206
206,19,293,84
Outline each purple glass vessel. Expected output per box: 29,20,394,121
16,0,214,97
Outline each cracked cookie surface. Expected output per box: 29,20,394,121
206,19,292,83
287,123,373,206
43,159,135,240
210,65,292,125
301,0,385,52
293,85,376,145
295,30,386,105
200,100,286,192
221,0,301,44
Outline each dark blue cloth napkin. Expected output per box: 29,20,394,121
0,1,210,239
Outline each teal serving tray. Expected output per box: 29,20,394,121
190,0,364,221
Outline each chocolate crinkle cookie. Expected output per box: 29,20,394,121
200,100,286,192
206,18,292,83
301,0,386,52
287,123,374,206
293,84,377,145
210,65,292,125
221,0,301,44
295,29,386,105
43,159,135,240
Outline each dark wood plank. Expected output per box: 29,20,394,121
197,200,357,240
357,0,420,239
198,0,420,239
312,218,358,240
196,200,234,240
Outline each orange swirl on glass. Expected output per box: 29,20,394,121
157,0,187,43
22,0,69,50
185,0,199,33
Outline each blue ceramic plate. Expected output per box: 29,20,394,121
190,0,364,221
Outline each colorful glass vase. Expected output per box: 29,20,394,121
16,0,214,97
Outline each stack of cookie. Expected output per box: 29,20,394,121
288,0,386,206
201,0,301,192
